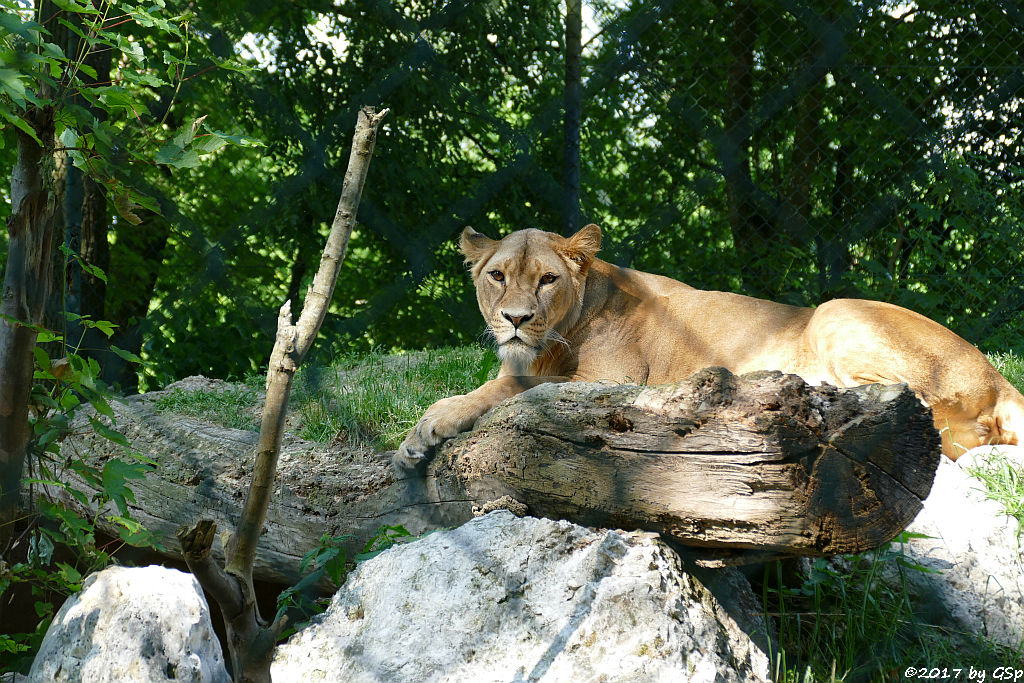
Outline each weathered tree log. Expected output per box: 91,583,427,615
434,367,941,559
51,368,940,583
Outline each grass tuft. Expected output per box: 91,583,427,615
965,450,1024,538
764,536,1023,682
153,385,260,431
291,346,499,450
988,350,1024,393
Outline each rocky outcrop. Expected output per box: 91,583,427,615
271,511,773,682
28,565,229,683
896,446,1024,648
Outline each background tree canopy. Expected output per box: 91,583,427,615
3,0,1022,392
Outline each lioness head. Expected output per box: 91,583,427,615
459,224,602,374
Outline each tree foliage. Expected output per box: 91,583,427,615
2,0,1022,390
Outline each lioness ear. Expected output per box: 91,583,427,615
460,226,497,266
562,223,602,271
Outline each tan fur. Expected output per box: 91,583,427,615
395,225,1024,467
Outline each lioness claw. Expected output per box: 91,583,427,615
393,443,426,470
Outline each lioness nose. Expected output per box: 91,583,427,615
502,311,534,328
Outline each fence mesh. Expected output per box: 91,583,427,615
8,0,1022,390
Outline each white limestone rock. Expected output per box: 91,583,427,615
272,511,772,683
28,565,229,683
894,446,1024,648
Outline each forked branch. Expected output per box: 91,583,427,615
178,106,388,683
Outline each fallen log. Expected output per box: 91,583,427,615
434,367,941,561
50,368,940,582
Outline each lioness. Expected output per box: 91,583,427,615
395,224,1024,467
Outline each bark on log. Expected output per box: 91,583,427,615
52,368,940,583
435,367,941,560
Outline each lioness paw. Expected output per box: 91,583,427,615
393,440,428,470
392,396,481,470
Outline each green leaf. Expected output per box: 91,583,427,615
87,392,114,418
110,191,143,224
0,68,29,105
36,328,63,343
80,261,108,283
154,140,183,164
59,126,79,151
23,477,70,489
191,134,227,154
155,140,201,168
0,13,45,42
86,318,116,337
110,345,144,364
60,392,81,410
56,562,83,586
206,129,264,147
171,149,200,168
0,108,42,145
40,41,66,61
33,345,51,371
0,635,31,655
173,115,205,148
88,415,129,446
68,459,103,490
35,427,60,450
120,69,169,88
108,514,143,535
76,62,97,80
28,532,54,566
117,36,145,65
56,18,90,43
51,0,101,15
96,86,150,117
212,57,254,73
101,457,150,516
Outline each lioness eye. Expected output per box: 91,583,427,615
489,270,505,283
540,273,558,285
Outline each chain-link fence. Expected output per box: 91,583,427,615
11,0,1021,390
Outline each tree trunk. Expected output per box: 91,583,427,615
0,116,59,548
52,368,940,582
78,42,113,326
721,0,776,298
437,368,939,560
562,0,583,236
102,210,169,391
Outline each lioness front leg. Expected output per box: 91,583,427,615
394,375,567,469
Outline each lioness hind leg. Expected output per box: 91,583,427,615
933,393,1024,460
932,410,996,460
805,299,1013,460
992,393,1024,448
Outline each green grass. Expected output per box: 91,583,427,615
965,450,1024,539
764,537,1023,682
988,350,1024,393
153,385,261,431
291,346,499,450
148,346,499,450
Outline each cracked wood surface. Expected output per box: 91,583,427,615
53,368,940,583
435,367,941,559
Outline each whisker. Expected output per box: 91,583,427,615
477,327,497,347
544,329,571,350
